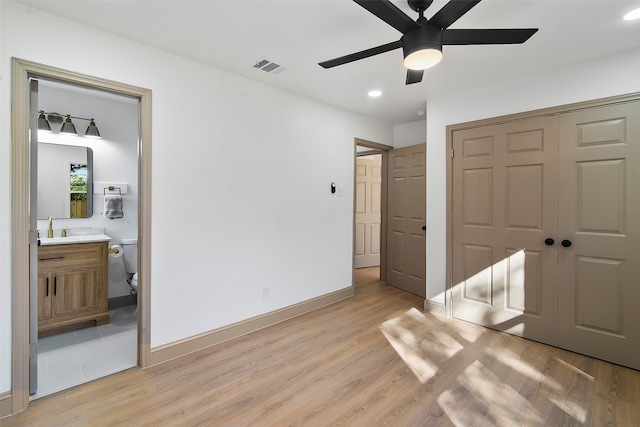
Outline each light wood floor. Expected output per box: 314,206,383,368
4,267,640,426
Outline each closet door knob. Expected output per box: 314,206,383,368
561,239,572,248
544,238,555,246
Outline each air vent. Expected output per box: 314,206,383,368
253,58,287,75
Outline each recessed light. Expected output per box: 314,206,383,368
368,90,382,98
624,7,640,20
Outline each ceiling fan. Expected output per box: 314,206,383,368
319,0,538,85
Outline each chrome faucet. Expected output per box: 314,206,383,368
47,216,53,238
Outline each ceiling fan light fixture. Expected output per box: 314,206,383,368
401,24,443,71
404,47,443,70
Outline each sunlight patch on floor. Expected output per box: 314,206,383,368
380,307,591,426
380,308,463,384
380,313,439,382
438,360,544,426
548,395,587,424
554,357,594,381
485,346,561,392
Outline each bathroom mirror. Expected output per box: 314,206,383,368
37,143,93,219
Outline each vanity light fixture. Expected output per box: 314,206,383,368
60,115,77,135
38,111,102,139
37,111,52,132
84,119,101,138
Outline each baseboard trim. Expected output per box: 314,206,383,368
108,294,137,310
149,286,354,366
0,392,12,419
424,298,446,317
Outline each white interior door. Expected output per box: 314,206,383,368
557,101,640,370
386,144,426,297
451,116,559,345
355,155,381,268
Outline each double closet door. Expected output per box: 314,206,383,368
451,100,640,370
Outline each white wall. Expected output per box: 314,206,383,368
425,47,640,304
393,119,426,148
0,0,393,393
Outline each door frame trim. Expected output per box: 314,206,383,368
353,138,392,284
445,92,640,320
9,58,152,415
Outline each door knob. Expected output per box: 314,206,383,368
422,225,426,231
544,238,555,246
561,239,572,247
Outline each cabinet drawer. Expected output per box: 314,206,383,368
39,242,107,268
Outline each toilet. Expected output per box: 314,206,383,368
121,238,138,294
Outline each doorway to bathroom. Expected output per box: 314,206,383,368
11,58,152,410
31,78,139,398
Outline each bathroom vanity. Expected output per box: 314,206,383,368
38,235,110,337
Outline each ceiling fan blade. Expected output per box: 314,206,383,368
443,28,538,45
406,69,424,85
430,0,482,29
354,0,418,33
319,40,402,68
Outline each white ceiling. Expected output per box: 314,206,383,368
18,0,640,125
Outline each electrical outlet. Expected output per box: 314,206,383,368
262,287,270,300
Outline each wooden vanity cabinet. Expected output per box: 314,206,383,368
38,241,110,337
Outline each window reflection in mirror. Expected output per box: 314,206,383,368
37,143,93,219
70,163,88,218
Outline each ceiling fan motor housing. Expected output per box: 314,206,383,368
401,24,443,65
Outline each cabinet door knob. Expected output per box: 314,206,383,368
562,239,572,248
544,238,555,246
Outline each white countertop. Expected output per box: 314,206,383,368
39,234,112,246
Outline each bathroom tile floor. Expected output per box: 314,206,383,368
33,305,138,399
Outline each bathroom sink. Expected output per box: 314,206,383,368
39,234,112,245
